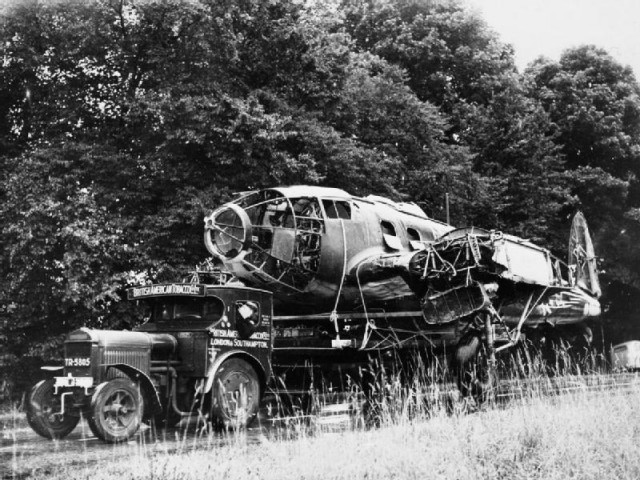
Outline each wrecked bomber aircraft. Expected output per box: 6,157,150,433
203,186,601,363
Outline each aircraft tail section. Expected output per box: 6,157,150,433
568,211,601,298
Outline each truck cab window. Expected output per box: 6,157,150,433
236,300,261,337
153,297,224,322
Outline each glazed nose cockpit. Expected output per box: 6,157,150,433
204,203,252,259
204,190,325,291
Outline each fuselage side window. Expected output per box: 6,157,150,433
322,200,351,220
290,197,324,232
334,201,351,219
381,220,402,250
381,220,396,236
407,227,426,250
407,228,421,242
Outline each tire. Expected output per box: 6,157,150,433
87,378,144,443
211,358,260,429
26,379,80,440
454,333,496,404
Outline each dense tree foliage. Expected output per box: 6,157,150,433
2,0,640,385
524,46,640,320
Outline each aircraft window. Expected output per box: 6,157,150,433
212,208,246,258
264,199,291,227
292,198,322,218
335,202,351,219
239,190,286,225
381,221,402,250
407,227,426,250
407,228,421,242
283,198,320,228
381,221,396,236
236,192,260,209
323,200,351,220
289,198,324,232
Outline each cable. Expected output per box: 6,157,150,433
330,218,348,343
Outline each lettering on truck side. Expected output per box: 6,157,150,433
130,284,204,297
210,329,269,348
209,329,269,341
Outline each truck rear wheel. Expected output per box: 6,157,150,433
26,379,80,439
88,378,144,443
211,358,260,429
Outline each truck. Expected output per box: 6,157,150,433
25,276,464,444
27,282,273,443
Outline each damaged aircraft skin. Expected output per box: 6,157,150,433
203,186,600,353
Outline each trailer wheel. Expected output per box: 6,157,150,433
88,378,144,443
211,358,260,429
26,379,80,439
454,332,496,404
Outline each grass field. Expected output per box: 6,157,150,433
4,380,640,480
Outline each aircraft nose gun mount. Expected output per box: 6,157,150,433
204,203,253,259
204,190,326,295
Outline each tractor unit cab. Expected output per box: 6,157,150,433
26,283,273,443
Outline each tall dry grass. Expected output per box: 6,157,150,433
4,347,639,480
11,385,639,480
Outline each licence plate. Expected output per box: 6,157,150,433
65,357,91,367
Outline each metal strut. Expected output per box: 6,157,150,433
484,311,496,371
330,219,348,346
495,287,548,353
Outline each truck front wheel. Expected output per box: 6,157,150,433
26,379,80,439
88,378,144,443
211,358,260,429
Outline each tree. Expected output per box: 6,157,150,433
0,145,134,359
344,0,517,116
524,46,640,290
1,0,483,372
525,47,640,178
459,77,574,247
342,0,558,233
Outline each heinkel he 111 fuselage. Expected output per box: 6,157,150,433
204,186,601,335
204,186,453,314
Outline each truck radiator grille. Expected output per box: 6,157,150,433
103,349,150,378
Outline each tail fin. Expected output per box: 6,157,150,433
568,212,601,298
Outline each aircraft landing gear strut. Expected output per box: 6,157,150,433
454,312,497,405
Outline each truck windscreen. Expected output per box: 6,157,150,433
153,297,223,322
